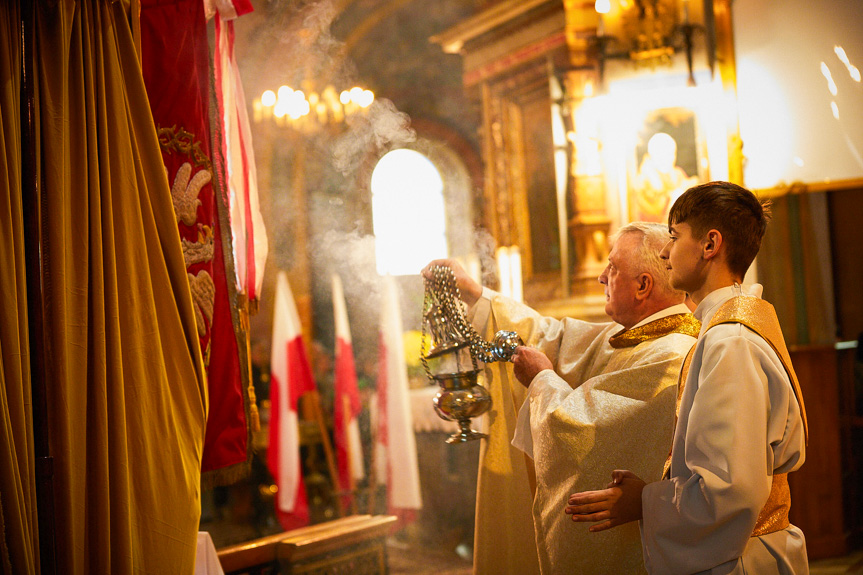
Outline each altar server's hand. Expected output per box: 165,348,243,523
565,470,645,532
421,259,483,306
511,346,553,387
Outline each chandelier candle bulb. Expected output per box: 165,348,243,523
256,83,374,132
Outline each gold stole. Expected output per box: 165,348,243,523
662,296,809,537
607,313,701,348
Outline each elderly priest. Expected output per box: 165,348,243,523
424,221,699,575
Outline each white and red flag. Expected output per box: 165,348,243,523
204,0,253,20
332,274,365,511
213,13,268,302
267,272,316,530
375,275,422,526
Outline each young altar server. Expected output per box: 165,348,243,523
566,181,809,574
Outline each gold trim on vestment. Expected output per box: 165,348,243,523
753,473,791,536
608,313,702,348
706,296,809,444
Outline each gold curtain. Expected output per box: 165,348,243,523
35,0,207,573
0,2,39,573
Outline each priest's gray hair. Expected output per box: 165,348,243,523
610,222,681,297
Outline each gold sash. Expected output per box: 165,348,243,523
661,295,808,537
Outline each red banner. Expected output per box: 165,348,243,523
140,0,250,484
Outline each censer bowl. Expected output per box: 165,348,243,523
432,370,492,443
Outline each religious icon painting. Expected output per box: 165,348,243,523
627,107,708,223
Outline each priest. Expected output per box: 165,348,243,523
424,222,699,574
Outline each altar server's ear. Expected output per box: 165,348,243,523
702,229,723,260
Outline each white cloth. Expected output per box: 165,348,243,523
195,532,225,575
473,289,695,575
640,285,808,575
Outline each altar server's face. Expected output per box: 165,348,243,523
660,221,705,294
598,233,642,328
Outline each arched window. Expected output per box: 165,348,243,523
371,148,448,275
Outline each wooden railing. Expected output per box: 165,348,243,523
217,514,397,575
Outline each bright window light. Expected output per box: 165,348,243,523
371,149,448,275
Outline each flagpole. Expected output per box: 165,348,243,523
366,400,379,515
303,390,344,517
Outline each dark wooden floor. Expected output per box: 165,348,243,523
387,540,472,575
386,541,863,575
810,550,863,575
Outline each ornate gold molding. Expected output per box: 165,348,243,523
757,178,863,198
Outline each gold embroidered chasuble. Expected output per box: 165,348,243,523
470,290,697,575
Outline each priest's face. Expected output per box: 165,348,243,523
598,233,642,328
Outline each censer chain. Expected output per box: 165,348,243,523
423,266,501,364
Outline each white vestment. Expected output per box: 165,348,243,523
471,289,696,575
640,285,808,575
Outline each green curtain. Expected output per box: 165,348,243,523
0,2,39,573
34,0,208,573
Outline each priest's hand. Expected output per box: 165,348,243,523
421,259,483,306
565,470,645,532
512,346,552,387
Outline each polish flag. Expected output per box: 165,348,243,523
332,274,365,511
204,0,253,20
214,17,268,302
375,275,422,525
267,272,316,530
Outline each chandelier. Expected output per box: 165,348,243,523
253,83,375,132
590,0,708,87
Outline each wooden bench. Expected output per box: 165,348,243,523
217,514,397,575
